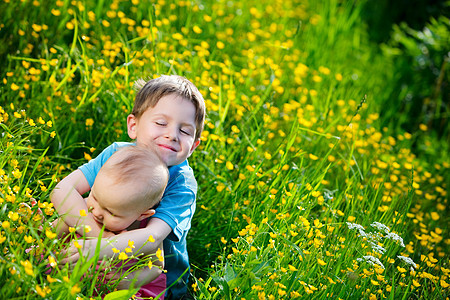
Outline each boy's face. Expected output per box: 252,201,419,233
86,171,154,232
127,94,200,166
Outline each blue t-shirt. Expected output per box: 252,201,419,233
79,142,196,298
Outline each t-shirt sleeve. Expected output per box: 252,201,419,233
78,142,123,187
153,163,197,242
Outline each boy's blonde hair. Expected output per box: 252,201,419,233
133,75,206,141
99,146,169,209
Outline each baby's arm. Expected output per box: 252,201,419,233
50,169,106,237
52,218,70,237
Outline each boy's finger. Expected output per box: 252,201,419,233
59,251,80,265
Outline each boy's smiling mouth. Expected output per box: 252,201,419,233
158,144,177,152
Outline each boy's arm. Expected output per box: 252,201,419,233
61,218,172,264
50,169,105,237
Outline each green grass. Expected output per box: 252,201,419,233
0,0,449,299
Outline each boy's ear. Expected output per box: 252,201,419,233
136,209,155,221
127,114,137,140
188,139,200,157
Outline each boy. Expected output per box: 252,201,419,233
55,145,169,298
51,75,206,299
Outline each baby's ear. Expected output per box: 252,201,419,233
136,209,155,221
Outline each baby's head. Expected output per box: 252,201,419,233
86,146,169,232
127,75,206,167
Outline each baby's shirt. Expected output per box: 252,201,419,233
79,142,196,298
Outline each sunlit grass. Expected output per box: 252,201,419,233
1,0,448,299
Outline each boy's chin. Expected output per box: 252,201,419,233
157,153,180,166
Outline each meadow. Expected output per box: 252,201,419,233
0,0,449,299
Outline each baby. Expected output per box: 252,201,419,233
55,145,169,297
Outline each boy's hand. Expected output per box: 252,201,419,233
59,230,116,266
59,238,96,266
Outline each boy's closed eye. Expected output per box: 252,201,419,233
180,128,193,136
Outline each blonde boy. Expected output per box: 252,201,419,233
51,75,205,299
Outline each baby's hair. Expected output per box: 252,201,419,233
99,146,169,209
132,75,206,141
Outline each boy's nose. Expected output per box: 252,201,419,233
165,127,178,141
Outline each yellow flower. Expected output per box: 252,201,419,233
47,275,57,283
73,241,82,249
193,25,202,34
112,248,120,253
84,225,91,233
148,260,153,269
412,279,421,287
309,153,319,160
85,118,94,126
156,248,164,262
317,258,326,266
36,284,47,297
172,33,183,40
79,209,86,216
12,169,22,179
11,83,20,91
71,284,81,295
216,41,225,49
45,229,57,239
50,131,56,138
118,252,128,260
51,9,61,16
419,124,428,131
313,219,323,228
288,265,298,271
48,256,57,267
128,240,135,248
148,235,155,243
21,260,34,276
8,212,19,221
430,212,439,220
